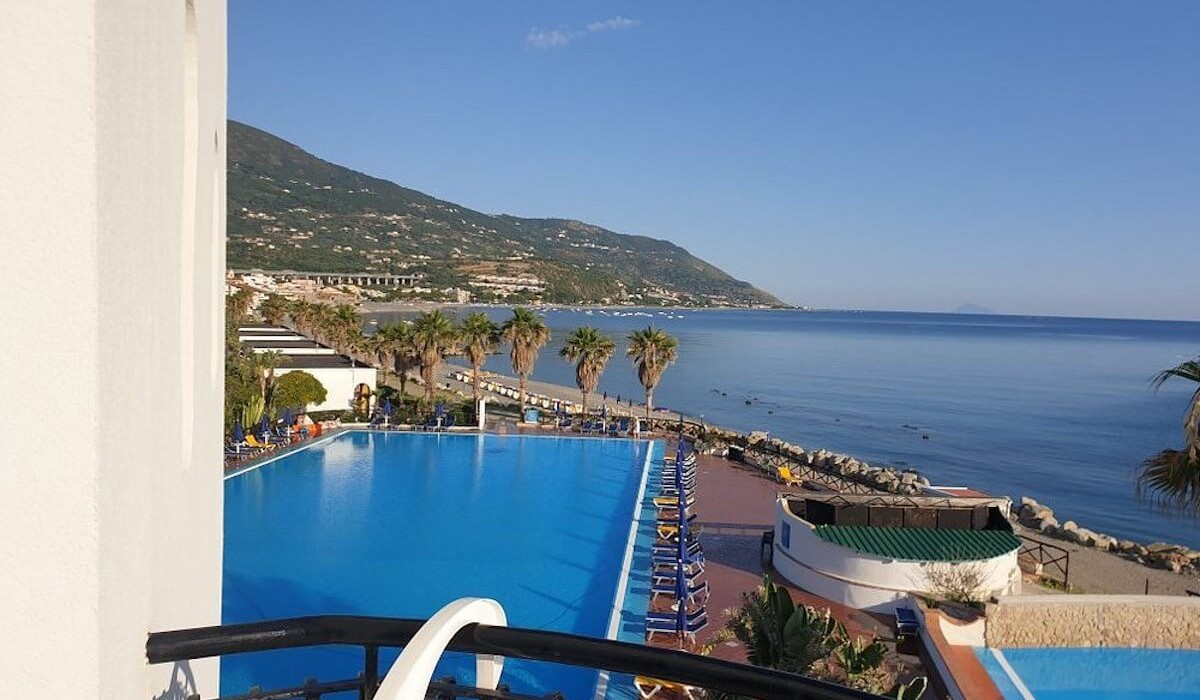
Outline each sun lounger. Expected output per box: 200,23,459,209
244,434,276,450
651,578,709,605
422,416,440,431
652,538,702,559
653,495,696,509
645,608,708,643
656,521,702,541
656,510,698,526
663,453,697,466
777,466,802,486
895,606,919,637
439,414,456,431
634,676,701,700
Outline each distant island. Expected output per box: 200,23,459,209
953,303,997,314
226,121,788,309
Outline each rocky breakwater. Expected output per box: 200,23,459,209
712,429,933,496
1016,497,1200,576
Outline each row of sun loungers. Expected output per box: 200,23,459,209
645,443,709,645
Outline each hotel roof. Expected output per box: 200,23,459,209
244,340,329,349
814,525,1021,562
281,355,367,369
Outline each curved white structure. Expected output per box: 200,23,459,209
773,500,1020,613
375,598,508,700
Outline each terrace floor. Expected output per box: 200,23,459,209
666,449,895,659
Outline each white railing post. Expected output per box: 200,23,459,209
373,598,508,700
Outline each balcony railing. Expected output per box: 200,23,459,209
147,613,886,700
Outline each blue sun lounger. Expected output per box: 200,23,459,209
651,578,709,605
895,606,919,637
645,608,708,642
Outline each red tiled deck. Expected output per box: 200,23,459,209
669,450,892,661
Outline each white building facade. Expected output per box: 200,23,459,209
772,497,1022,613
0,1,226,697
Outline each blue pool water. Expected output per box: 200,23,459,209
223,432,659,699
976,647,1200,699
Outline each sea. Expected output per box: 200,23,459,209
366,308,1200,548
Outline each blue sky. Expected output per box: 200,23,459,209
230,2,1199,320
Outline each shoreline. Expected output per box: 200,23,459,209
430,361,1200,587
360,301,800,313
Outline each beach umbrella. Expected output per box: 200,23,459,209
382,398,393,415
435,402,446,417
259,414,270,437
600,403,607,420
232,421,245,444
282,408,294,425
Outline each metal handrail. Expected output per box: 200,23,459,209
147,615,884,700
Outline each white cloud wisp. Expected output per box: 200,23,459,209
526,16,640,50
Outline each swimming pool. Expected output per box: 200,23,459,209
975,647,1200,699
223,431,660,699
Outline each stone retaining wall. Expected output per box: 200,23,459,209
984,595,1200,648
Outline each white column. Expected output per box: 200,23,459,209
0,0,226,697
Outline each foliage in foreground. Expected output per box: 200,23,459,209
1138,358,1200,515
710,575,926,699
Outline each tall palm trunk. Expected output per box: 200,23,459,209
644,388,653,419
518,374,528,416
471,360,483,404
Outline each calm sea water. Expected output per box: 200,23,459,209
368,308,1200,547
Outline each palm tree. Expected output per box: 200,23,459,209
500,307,551,421
627,326,678,420
247,350,288,411
375,322,416,397
459,312,500,404
1138,358,1200,514
560,326,615,416
258,294,289,326
410,310,459,403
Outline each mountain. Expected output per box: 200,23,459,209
226,120,786,307
953,303,996,314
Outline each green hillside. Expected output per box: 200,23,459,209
227,120,787,307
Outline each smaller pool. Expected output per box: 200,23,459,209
975,647,1200,699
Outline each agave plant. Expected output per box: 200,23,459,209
832,635,888,679
721,575,842,674
240,393,265,431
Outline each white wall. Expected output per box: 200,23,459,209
773,501,1020,613
0,1,226,698
278,366,379,413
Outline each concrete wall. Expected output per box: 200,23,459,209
773,501,1020,613
0,1,226,697
985,595,1200,649
278,366,379,413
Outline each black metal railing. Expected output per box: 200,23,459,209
148,615,886,700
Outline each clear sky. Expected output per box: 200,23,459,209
230,2,1199,320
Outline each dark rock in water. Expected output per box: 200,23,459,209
834,418,841,422
744,400,752,406
767,410,774,415
721,392,727,397
921,434,930,440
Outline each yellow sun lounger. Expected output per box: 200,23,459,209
245,434,276,450
635,676,701,700
653,495,696,509
777,466,801,486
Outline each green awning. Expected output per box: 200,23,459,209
813,525,1020,562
